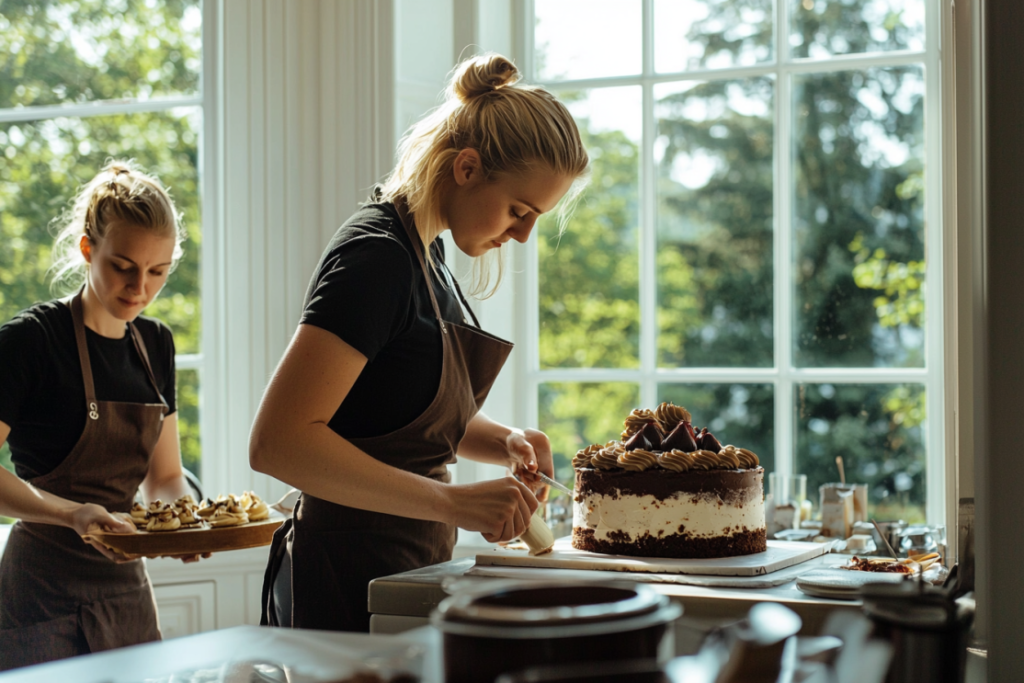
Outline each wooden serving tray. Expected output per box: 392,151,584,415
82,511,286,559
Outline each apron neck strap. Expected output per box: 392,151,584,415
129,322,169,411
393,197,481,329
69,288,100,421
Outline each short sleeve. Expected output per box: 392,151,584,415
301,234,415,361
159,323,177,415
0,315,46,428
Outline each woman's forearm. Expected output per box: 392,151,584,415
141,475,193,505
0,466,79,527
457,412,517,466
250,422,453,525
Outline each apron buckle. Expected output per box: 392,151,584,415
89,402,99,420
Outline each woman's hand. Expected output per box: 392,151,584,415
167,552,213,564
70,503,136,563
447,474,539,543
506,428,554,501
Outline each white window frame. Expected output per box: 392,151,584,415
0,1,220,493
514,0,946,526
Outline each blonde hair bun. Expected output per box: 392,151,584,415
382,52,588,298
48,159,185,295
450,53,520,102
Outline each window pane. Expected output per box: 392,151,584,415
0,109,202,352
539,382,640,486
795,383,926,523
654,0,773,73
655,78,774,367
0,0,202,108
534,0,641,82
790,0,925,59
793,67,925,368
658,383,775,474
176,368,201,480
539,87,641,369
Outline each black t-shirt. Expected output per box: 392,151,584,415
301,200,467,438
0,301,177,480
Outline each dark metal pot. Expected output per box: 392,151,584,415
861,582,974,683
431,581,682,683
495,658,668,683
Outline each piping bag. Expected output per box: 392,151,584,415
513,469,556,555
519,507,556,556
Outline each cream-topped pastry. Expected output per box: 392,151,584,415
129,502,149,528
174,496,202,527
207,506,248,528
240,491,270,521
146,504,181,532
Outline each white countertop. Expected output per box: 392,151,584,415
0,625,442,683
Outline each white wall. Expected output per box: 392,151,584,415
206,0,394,502
148,0,397,630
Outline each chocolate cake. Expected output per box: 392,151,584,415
571,403,766,559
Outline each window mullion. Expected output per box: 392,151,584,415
174,354,203,371
925,0,947,528
640,0,657,409
199,0,224,496
0,97,204,124
775,0,795,482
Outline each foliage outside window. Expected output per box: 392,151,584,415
531,0,934,523
0,0,204,480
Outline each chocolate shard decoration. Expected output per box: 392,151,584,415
640,422,663,450
623,429,652,452
661,422,698,452
684,422,698,441
698,430,722,453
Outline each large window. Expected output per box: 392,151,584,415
527,0,940,524
0,1,206,481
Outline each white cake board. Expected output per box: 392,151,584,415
476,537,826,577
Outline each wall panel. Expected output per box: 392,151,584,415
217,1,394,501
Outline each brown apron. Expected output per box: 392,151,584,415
261,201,514,632
0,289,166,670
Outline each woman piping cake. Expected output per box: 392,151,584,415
250,53,589,632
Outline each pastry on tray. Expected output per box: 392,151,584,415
129,502,149,528
240,491,270,521
207,505,249,528
107,493,278,536
83,492,284,559
145,502,182,532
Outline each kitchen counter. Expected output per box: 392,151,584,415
0,625,443,683
368,550,862,654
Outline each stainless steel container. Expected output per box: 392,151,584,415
861,582,973,683
431,581,682,683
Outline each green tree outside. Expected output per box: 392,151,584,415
534,1,928,521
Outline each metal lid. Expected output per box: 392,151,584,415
435,580,665,627
860,583,967,629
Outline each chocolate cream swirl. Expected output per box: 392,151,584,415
621,409,657,439
573,439,760,472
657,449,693,472
653,402,691,432
591,444,625,470
720,444,759,468
617,448,658,471
689,450,722,470
572,444,603,469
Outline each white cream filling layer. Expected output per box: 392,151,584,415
573,490,765,542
